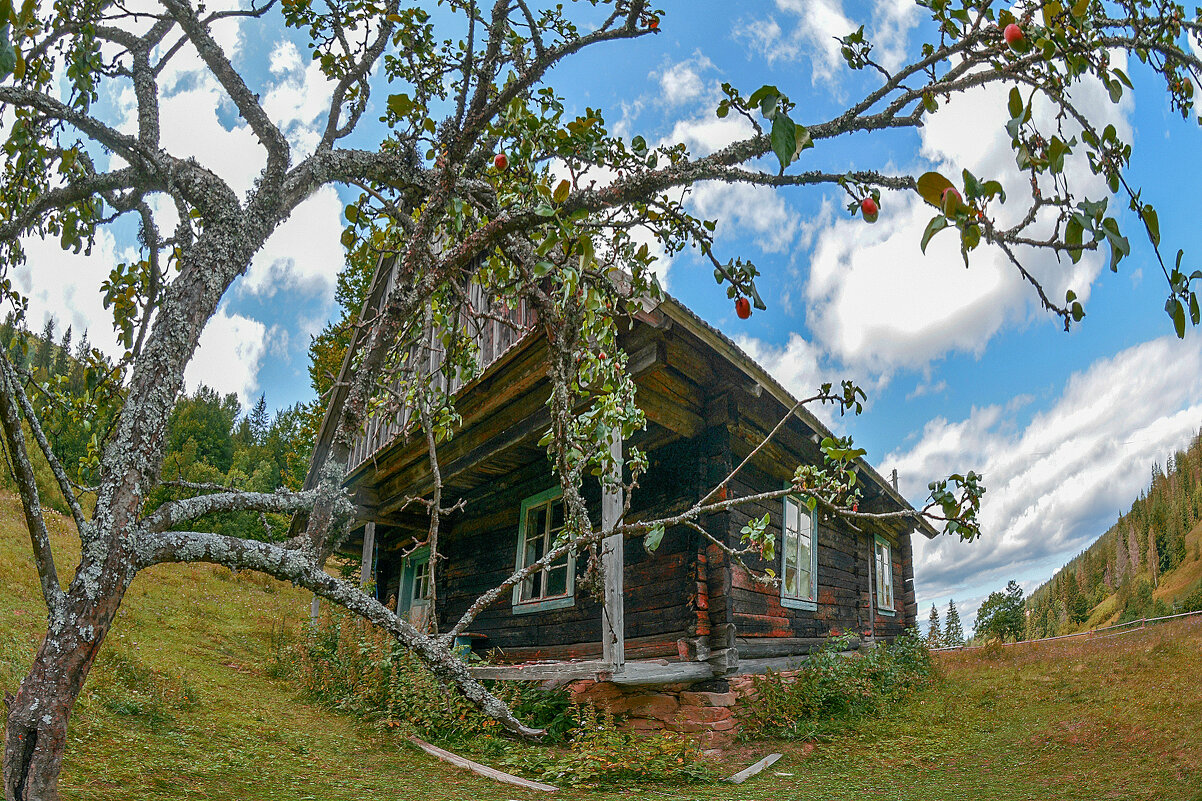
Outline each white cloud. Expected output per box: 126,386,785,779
804,60,1133,376
667,113,755,158
262,40,337,158
184,308,268,404
735,1,918,87
886,334,1202,601
689,182,800,254
655,53,716,106
12,229,128,357
240,186,346,299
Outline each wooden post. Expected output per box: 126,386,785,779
359,521,376,590
601,430,625,673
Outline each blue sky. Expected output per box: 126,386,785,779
16,1,1202,632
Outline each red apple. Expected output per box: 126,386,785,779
941,186,963,216
649,16,659,30
493,153,508,170
597,351,607,360
1004,23,1024,50
735,297,752,319
860,197,879,223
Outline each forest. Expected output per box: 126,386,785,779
0,313,315,541
1025,430,1202,638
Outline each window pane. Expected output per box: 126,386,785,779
550,499,565,534
545,563,568,597
797,537,812,600
785,497,799,535
783,561,799,598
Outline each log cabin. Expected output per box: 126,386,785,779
305,257,935,694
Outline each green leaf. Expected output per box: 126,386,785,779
1042,0,1063,28
920,215,949,253
748,85,781,117
1007,87,1023,120
917,172,954,208
386,93,414,118
644,524,665,554
1108,78,1123,104
1192,293,1200,326
1065,217,1084,264
1143,204,1160,247
534,205,556,217
0,25,15,82
770,112,797,173
552,179,571,204
793,123,813,158
1171,298,1187,338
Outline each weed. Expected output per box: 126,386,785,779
501,705,713,787
739,629,934,741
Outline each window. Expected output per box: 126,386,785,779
398,547,431,615
410,556,431,608
512,488,575,613
874,535,895,614
781,495,818,611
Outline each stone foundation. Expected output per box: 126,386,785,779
566,668,810,747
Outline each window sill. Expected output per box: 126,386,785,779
876,607,896,616
781,596,817,611
512,595,575,615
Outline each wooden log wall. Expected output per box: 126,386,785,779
720,389,918,643
427,433,719,661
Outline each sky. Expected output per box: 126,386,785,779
14,0,1202,633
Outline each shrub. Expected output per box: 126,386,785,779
739,630,934,741
291,609,572,746
501,705,713,787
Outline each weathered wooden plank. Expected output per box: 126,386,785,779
407,736,558,792
727,753,783,784
602,430,625,671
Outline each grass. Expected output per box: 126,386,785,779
1,492,1200,800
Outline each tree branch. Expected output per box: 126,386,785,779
131,528,542,738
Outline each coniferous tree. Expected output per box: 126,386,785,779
249,394,270,444
53,326,71,377
1148,529,1160,587
33,316,55,372
944,600,965,647
926,604,942,648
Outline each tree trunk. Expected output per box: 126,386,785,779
3,583,126,801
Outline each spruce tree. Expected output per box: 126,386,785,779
33,316,55,372
54,326,72,377
944,600,965,647
926,604,943,648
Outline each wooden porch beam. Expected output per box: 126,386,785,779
601,429,625,673
359,521,376,589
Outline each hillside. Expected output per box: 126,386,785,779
0,492,1199,799
1026,429,1202,638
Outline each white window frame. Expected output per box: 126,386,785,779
781,494,818,611
874,534,896,615
511,487,575,614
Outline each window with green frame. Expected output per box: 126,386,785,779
512,487,575,613
781,494,818,611
874,534,895,614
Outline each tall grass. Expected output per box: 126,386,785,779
284,609,574,746
738,630,935,741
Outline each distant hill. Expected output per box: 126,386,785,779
1026,429,1202,638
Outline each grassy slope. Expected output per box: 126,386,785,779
1,493,1200,800
1081,521,1202,629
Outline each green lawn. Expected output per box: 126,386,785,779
1,495,1200,800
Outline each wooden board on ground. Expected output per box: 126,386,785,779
407,735,558,792
727,752,783,784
